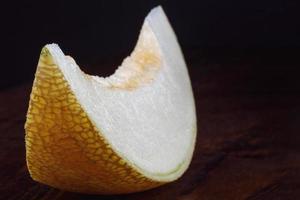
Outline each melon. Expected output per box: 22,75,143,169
25,6,196,194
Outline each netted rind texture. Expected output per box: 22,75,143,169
25,47,163,194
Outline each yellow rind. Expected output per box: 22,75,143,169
25,47,163,194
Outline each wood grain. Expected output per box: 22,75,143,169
1,59,299,200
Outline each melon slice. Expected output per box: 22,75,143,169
25,6,196,194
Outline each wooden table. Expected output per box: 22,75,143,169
1,57,299,200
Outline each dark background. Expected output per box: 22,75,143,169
1,0,300,90
1,1,300,199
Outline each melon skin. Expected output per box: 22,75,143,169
25,47,162,194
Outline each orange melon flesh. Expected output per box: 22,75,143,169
25,6,196,194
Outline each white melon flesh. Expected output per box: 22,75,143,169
45,6,196,181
